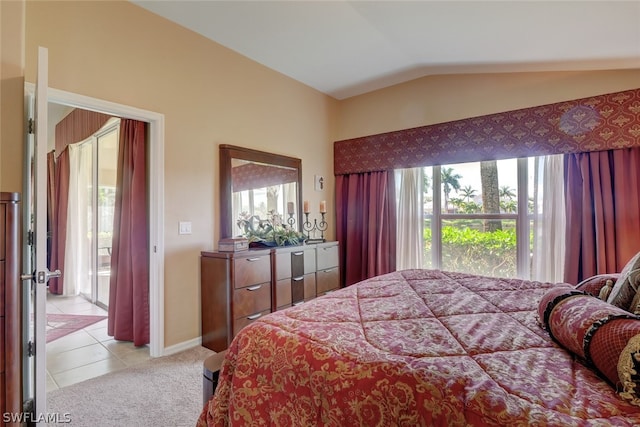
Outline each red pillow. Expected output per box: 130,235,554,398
539,288,640,406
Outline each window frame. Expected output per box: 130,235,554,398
425,158,531,278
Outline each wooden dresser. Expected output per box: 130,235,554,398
200,249,272,352
273,245,317,311
1,192,21,425
200,241,340,352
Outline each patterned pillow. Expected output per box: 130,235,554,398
538,288,640,406
607,252,640,312
574,274,620,299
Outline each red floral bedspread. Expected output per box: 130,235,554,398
197,269,640,426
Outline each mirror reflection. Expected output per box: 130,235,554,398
219,145,302,240
231,159,298,234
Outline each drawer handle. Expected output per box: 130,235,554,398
246,257,261,262
246,285,262,291
322,268,336,273
292,276,304,282
247,313,262,320
292,251,303,256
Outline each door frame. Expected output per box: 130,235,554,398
25,83,166,357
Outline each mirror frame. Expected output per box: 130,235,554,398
219,144,303,239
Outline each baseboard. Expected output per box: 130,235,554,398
161,336,203,357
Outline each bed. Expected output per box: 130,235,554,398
197,268,640,426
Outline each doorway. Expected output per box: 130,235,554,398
25,86,165,396
44,109,149,391
35,87,166,360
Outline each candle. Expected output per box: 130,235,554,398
303,200,309,213
287,202,294,214
320,200,326,213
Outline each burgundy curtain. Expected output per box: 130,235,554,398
336,170,396,286
108,119,149,346
564,147,640,284
46,151,55,269
48,149,69,295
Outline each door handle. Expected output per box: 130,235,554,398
21,268,62,284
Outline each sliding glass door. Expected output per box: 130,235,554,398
72,119,119,309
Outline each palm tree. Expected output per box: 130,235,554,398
441,167,462,212
459,185,476,202
480,161,501,231
499,185,516,201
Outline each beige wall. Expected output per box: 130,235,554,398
338,70,640,140
0,0,25,192
23,1,339,348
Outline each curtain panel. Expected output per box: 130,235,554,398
48,149,69,295
49,108,113,294
336,171,397,286
564,147,640,284
108,119,150,346
395,168,423,270
334,88,640,175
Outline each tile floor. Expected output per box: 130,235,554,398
46,293,150,391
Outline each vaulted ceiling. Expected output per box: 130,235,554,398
135,1,640,99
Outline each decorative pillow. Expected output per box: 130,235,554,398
538,288,640,406
607,252,640,312
574,274,620,299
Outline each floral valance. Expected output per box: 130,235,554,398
334,88,640,175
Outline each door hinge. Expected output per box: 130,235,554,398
27,230,34,246
28,118,35,134
27,340,35,357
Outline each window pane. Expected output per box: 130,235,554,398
441,159,519,214
440,218,517,278
423,217,433,269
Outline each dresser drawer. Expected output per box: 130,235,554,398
233,309,271,336
303,247,316,274
233,254,271,288
317,267,340,295
0,262,4,317
275,251,292,281
0,316,4,369
303,272,316,301
276,278,292,309
0,205,5,261
233,282,271,318
317,243,338,270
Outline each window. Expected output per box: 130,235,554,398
398,157,551,279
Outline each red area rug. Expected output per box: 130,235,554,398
46,314,108,343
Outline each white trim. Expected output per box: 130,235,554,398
162,337,203,357
26,83,166,357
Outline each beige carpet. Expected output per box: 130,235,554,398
46,345,215,427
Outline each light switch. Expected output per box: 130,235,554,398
179,221,192,235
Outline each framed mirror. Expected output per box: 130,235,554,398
220,144,303,239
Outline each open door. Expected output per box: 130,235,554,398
22,46,60,418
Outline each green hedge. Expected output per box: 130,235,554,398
424,225,517,277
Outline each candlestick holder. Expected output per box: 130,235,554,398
287,212,296,229
303,212,327,243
